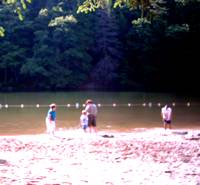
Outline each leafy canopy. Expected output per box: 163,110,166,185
0,0,32,37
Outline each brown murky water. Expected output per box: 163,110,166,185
0,92,199,135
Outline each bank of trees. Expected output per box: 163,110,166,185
0,0,199,92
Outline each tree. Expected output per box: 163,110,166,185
89,7,123,89
0,0,32,37
78,0,167,22
0,0,200,92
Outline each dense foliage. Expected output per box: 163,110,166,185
0,0,199,92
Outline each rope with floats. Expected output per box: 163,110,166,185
0,102,195,109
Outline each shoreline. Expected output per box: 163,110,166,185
0,126,200,135
0,128,200,185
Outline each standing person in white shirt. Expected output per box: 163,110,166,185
161,104,172,130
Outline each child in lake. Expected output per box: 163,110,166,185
80,110,88,132
46,103,56,135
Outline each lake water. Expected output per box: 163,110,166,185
0,92,199,135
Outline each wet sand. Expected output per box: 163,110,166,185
0,128,200,185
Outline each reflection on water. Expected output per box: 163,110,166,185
0,92,199,135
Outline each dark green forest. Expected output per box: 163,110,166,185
0,0,199,93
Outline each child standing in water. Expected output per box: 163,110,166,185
46,103,56,135
80,110,88,132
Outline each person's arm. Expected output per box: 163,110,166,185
85,105,88,111
94,104,98,116
161,108,166,120
161,109,164,120
85,105,90,114
47,110,52,120
170,108,172,120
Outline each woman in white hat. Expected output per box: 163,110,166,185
45,103,56,135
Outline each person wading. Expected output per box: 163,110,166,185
161,104,172,130
45,103,57,135
85,99,98,133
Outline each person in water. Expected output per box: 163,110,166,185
80,110,88,132
161,104,172,130
84,99,98,133
45,103,56,135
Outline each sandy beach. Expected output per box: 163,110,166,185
0,128,200,185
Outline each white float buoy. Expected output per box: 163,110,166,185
75,103,79,109
148,102,152,107
36,104,40,108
